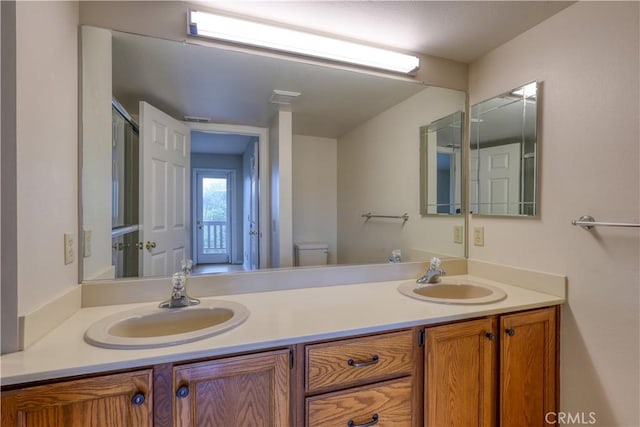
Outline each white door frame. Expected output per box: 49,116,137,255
192,168,236,265
187,122,269,269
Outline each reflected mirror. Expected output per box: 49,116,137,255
81,26,466,282
470,82,538,216
420,111,464,215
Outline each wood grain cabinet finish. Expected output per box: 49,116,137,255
300,329,422,427
173,349,290,427
306,330,415,394
425,317,497,427
500,306,556,426
0,369,152,427
306,377,414,427
424,307,558,427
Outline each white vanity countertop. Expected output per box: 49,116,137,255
0,275,564,386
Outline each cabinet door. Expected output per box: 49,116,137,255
173,349,290,427
500,307,556,426
425,318,497,427
1,369,152,427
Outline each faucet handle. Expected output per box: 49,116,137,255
429,257,441,269
181,259,193,276
171,271,187,292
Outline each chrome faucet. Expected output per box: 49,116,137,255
159,260,200,308
417,257,446,285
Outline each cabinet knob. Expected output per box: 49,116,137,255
347,413,379,427
131,392,145,406
505,328,516,337
485,332,495,340
176,385,190,399
347,355,379,368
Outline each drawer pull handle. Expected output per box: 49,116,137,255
347,413,379,427
131,392,145,406
347,355,379,368
176,385,190,399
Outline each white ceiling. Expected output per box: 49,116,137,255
112,31,426,138
193,1,573,63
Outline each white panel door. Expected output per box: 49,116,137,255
477,143,521,215
140,101,190,277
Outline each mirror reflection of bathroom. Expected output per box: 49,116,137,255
81,26,467,282
470,81,538,216
108,100,260,278
420,111,464,216
110,101,140,278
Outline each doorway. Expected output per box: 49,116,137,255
195,170,233,264
188,123,269,272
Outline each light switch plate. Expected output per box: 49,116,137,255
473,227,485,247
64,233,75,265
453,225,463,244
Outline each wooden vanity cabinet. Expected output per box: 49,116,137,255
0,369,153,427
299,328,423,427
1,306,558,427
500,307,557,426
425,317,498,426
424,306,558,427
172,349,290,427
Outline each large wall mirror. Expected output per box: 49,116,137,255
80,26,466,282
469,81,539,216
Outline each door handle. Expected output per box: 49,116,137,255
135,242,144,250
145,241,157,250
249,230,258,236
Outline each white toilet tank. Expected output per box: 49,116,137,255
294,243,329,266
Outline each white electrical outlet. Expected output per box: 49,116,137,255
83,230,92,257
473,226,485,247
64,233,75,265
453,225,463,244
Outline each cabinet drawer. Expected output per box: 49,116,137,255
306,330,414,393
306,377,413,427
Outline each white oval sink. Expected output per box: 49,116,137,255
85,300,249,349
398,280,507,305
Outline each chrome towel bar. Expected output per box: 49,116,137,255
572,215,640,230
362,212,409,222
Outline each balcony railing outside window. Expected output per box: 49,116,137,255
202,221,226,254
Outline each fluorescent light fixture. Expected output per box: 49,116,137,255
188,10,420,74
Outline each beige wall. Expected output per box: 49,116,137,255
1,1,19,353
16,2,79,316
468,2,639,425
292,135,338,264
338,86,466,265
